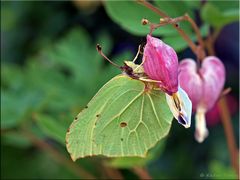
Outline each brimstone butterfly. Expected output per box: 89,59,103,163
66,44,191,161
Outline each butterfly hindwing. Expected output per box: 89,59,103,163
66,75,173,161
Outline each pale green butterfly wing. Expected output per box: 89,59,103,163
66,75,173,161
109,140,166,168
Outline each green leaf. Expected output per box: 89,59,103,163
182,0,201,9
163,35,189,52
1,145,78,179
201,2,238,29
104,1,180,36
45,28,92,81
35,114,67,145
210,1,239,11
100,50,132,83
200,24,210,38
1,89,44,129
109,140,165,168
104,1,194,37
2,131,31,148
43,28,113,95
209,160,237,179
1,64,25,91
24,60,83,112
154,1,194,18
66,75,173,160
163,24,209,52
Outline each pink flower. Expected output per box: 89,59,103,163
177,59,202,111
143,35,178,95
178,56,226,143
142,35,192,128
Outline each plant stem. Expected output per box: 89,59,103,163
137,0,205,60
22,130,95,179
205,35,215,55
133,167,152,179
205,33,239,176
184,14,206,59
101,161,124,179
218,98,239,175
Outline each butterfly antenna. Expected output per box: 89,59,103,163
96,44,121,69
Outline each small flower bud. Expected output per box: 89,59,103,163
141,18,149,25
160,18,165,23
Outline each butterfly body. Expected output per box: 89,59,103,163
121,61,147,80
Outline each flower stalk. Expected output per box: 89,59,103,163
205,33,239,176
137,0,205,60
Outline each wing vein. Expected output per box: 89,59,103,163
147,94,163,131
98,90,143,135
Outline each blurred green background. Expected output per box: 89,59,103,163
1,1,239,179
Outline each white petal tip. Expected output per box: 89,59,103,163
166,88,192,129
195,107,209,143
184,124,191,128
194,129,209,143
177,119,191,128
177,112,191,128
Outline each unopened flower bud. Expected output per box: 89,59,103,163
143,35,178,95
142,35,192,128
141,18,149,25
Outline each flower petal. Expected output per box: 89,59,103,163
199,56,226,110
166,87,192,128
178,59,203,111
195,106,209,143
143,35,178,95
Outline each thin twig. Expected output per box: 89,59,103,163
184,14,205,54
137,0,168,17
218,98,239,175
212,29,221,43
101,163,124,179
137,0,205,60
220,87,232,98
205,35,215,55
133,167,152,179
21,130,95,179
148,16,188,31
205,34,239,176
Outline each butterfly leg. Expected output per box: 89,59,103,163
139,77,169,92
138,77,162,83
134,55,147,72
